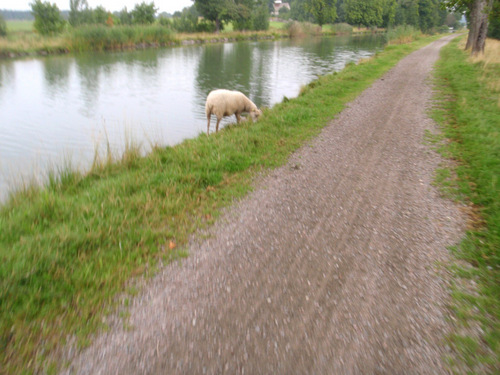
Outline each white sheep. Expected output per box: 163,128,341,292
205,89,262,135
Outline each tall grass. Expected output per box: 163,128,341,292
330,22,354,35
433,36,499,373
0,31,67,56
68,25,177,52
0,35,442,374
285,21,322,38
386,25,422,45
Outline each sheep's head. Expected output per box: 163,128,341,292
250,108,262,122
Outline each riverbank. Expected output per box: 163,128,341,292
0,21,382,58
0,34,442,374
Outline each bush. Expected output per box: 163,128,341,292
385,25,421,45
31,0,65,36
286,21,321,37
196,20,216,33
331,22,353,35
252,3,270,31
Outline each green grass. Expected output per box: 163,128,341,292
0,35,442,374
432,36,499,373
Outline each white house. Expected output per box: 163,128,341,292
273,0,291,16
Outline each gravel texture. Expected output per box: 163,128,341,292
62,35,464,375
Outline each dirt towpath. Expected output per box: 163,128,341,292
63,35,464,374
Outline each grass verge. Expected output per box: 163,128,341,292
0,34,442,374
432,36,499,373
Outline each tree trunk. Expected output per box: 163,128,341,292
215,17,221,33
466,0,494,55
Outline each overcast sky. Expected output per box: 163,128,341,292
1,1,194,14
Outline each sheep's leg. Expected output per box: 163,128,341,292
216,117,221,133
207,115,211,135
235,113,241,123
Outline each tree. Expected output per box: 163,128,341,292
307,0,337,26
131,2,158,24
30,0,65,35
93,6,108,24
290,0,313,21
193,0,228,32
467,0,494,52
118,7,133,25
382,0,397,27
443,0,495,54
488,0,499,38
232,0,254,30
69,0,92,26
395,0,419,26
253,0,271,30
345,0,384,27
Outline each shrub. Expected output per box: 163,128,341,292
331,22,353,35
286,21,321,37
385,25,421,45
252,3,270,31
31,0,66,36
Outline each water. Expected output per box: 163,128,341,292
0,35,384,202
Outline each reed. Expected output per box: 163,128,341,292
330,23,354,35
285,21,322,38
68,24,176,52
385,25,422,45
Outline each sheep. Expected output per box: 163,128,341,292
205,89,262,135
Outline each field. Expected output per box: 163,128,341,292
5,20,33,33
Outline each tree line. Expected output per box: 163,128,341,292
1,0,497,54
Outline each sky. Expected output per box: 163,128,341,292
1,0,194,14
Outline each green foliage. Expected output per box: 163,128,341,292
417,0,446,32
194,0,228,31
344,0,384,27
307,0,337,26
30,0,65,36
394,0,420,26
69,0,92,27
131,1,157,25
252,1,271,30
93,6,108,25
118,7,133,25
433,36,500,374
489,0,500,39
279,5,292,19
0,14,7,36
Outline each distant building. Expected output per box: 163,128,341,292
273,0,290,16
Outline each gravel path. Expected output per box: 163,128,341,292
63,35,464,375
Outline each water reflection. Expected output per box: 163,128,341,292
0,35,385,202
